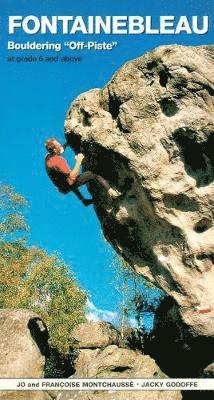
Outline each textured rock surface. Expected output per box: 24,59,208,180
0,393,53,400
0,309,50,400
65,45,214,338
57,394,181,400
57,322,181,400
73,345,167,379
145,297,214,378
72,321,120,348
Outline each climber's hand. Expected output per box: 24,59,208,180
64,119,71,133
76,153,85,163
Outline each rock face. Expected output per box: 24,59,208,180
57,322,181,400
74,345,166,379
145,297,214,378
72,321,120,348
65,45,214,340
0,309,50,400
58,394,180,400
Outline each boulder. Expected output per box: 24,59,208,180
57,344,181,400
145,297,214,377
65,45,214,360
0,393,52,400
72,321,120,348
57,386,181,400
73,345,167,378
57,321,182,400
0,309,50,400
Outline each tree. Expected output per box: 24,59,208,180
112,255,164,332
0,184,29,240
112,256,133,337
0,184,87,355
0,243,87,354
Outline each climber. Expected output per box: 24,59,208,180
45,138,119,206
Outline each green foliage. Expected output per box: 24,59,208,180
0,184,87,356
0,243,87,354
0,184,29,239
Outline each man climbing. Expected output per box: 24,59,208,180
45,138,119,206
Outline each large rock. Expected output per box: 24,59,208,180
145,297,214,378
0,392,53,400
57,345,182,399
0,309,50,400
72,321,120,348
57,322,181,400
65,45,214,340
57,394,181,400
73,345,167,379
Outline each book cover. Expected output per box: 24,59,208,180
0,1,213,399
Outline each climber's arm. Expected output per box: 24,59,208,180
54,154,84,180
71,153,85,176
54,156,80,180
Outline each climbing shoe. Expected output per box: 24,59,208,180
107,188,121,198
82,199,93,206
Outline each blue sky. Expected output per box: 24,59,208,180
0,0,213,323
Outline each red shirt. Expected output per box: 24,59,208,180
45,154,77,193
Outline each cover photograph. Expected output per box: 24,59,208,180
0,1,213,399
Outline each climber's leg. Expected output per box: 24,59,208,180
74,171,97,186
72,187,93,207
73,171,120,198
92,174,121,198
74,171,111,190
